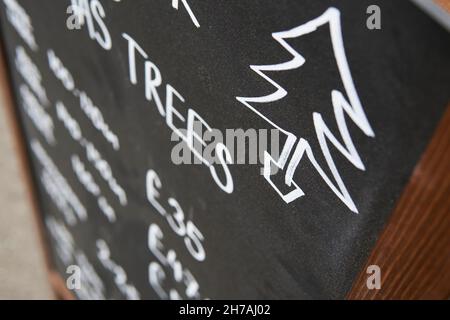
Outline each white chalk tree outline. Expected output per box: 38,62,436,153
236,7,375,213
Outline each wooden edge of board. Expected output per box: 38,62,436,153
435,0,450,13
0,42,75,300
49,271,76,300
348,104,450,300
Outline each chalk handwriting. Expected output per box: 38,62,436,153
96,239,140,299
69,0,112,50
146,169,206,262
15,46,49,105
122,33,234,194
56,100,127,207
48,49,120,150
148,223,203,300
46,217,106,299
71,154,117,222
31,139,87,225
2,0,38,51
19,84,55,145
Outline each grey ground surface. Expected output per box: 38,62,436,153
0,98,52,299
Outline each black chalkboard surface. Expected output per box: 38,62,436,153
0,0,449,299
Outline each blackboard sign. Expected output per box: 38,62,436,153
0,0,449,299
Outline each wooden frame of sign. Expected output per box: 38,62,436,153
0,15,448,302
347,0,450,299
347,105,450,299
